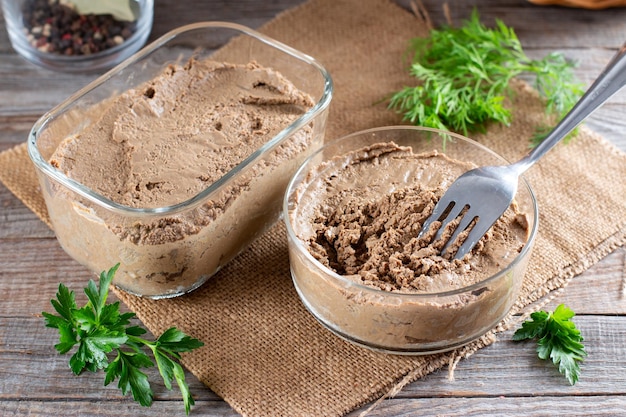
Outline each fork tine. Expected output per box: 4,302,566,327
441,209,477,256
453,217,498,260
418,198,453,238
434,202,466,241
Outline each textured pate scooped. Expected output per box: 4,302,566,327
293,142,529,294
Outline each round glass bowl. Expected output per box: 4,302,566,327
28,22,333,298
283,126,538,355
2,0,153,72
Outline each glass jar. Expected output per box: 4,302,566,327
1,0,153,72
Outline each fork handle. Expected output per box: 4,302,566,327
512,42,626,175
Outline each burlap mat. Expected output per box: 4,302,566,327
2,0,626,415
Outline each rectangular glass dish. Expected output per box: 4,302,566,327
28,22,333,298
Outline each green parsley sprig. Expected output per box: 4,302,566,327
42,264,204,414
389,9,584,146
513,304,587,385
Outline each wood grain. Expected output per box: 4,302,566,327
1,1,625,416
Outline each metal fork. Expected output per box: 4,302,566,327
419,43,626,260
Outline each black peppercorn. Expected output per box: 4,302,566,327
21,0,137,56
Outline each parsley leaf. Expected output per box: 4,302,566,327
130,328,205,415
389,9,584,145
43,264,204,414
513,304,587,385
106,350,154,407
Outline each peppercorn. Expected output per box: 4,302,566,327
21,0,137,56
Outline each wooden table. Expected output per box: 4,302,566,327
1,1,625,415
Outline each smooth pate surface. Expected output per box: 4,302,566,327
50,59,314,209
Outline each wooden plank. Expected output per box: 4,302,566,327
0,57,98,115
150,0,309,35
0,115,40,146
583,107,626,151
0,308,626,399
0,239,110,314
0,188,52,239
398,315,626,397
2,315,625,414
3,396,626,417
412,0,626,50
553,248,626,314
348,395,626,417
0,400,241,416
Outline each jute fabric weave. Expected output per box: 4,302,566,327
1,0,625,415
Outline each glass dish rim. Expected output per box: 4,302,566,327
27,21,334,217
283,125,539,299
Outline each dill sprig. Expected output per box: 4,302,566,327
389,9,584,145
